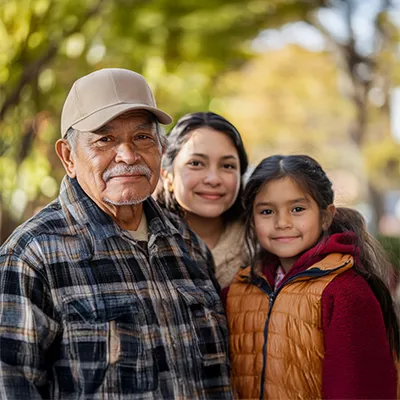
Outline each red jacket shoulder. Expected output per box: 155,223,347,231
321,269,397,399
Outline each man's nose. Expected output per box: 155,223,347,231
114,142,141,164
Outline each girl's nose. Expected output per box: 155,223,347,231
114,142,141,164
275,213,292,229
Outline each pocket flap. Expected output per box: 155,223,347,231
175,285,219,308
64,294,137,323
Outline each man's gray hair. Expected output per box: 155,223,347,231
146,112,166,150
156,123,166,150
64,127,78,153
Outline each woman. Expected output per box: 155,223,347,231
156,112,249,288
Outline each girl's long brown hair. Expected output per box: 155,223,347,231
243,155,399,357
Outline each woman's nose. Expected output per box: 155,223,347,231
203,169,222,186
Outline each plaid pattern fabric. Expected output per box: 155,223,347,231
0,176,232,400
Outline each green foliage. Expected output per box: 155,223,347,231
364,138,400,191
377,235,400,270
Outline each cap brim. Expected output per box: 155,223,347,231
71,103,172,133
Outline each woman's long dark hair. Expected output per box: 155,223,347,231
243,154,399,357
156,111,248,222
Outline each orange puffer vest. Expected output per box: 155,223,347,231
227,253,353,400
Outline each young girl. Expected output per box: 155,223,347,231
156,112,249,289
226,155,399,399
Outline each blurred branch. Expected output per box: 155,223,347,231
0,0,107,122
306,6,372,147
12,0,56,70
306,0,397,232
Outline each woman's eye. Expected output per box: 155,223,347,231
292,206,305,213
189,160,203,167
223,163,237,170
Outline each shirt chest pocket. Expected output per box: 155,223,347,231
175,285,228,366
63,294,157,394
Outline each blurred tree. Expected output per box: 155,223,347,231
0,0,324,243
213,45,368,207
214,45,354,161
305,0,400,232
213,0,400,233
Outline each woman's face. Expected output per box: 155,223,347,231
167,127,241,220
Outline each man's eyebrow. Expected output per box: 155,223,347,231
94,125,111,134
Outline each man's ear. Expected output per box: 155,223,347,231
322,204,336,231
55,139,76,178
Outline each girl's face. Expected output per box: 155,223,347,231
253,177,334,272
167,127,241,220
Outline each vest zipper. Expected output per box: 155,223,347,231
259,290,275,400
257,258,352,400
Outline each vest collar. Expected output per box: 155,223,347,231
259,232,357,289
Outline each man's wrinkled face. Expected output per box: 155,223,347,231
63,111,162,209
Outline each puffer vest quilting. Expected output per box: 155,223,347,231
227,253,353,400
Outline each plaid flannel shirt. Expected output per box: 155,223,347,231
0,176,233,400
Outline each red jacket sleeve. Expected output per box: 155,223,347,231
321,269,397,399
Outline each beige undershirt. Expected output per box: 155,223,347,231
128,212,148,242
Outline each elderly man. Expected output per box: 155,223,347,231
0,68,232,399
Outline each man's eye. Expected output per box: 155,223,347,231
98,136,111,143
136,134,151,140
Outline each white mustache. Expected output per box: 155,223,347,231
103,164,152,181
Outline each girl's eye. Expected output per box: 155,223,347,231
292,206,305,213
260,209,273,215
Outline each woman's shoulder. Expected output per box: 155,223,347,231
216,220,246,247
212,220,247,261
212,220,249,289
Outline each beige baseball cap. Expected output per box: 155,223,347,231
60,68,172,137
